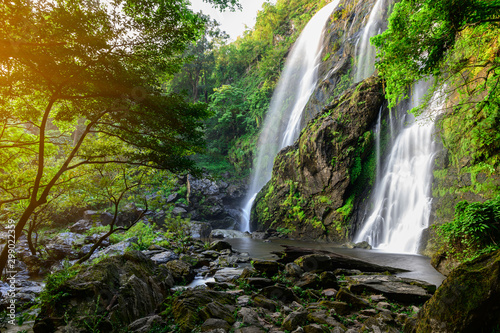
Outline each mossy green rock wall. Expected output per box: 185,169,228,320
425,121,500,273
410,249,500,333
251,76,383,241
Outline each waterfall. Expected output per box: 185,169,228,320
240,0,341,232
354,81,443,253
354,0,387,82
375,108,382,184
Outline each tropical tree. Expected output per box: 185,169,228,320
168,15,229,103
0,0,239,278
372,0,500,167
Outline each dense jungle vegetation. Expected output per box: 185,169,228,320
0,0,333,278
1,0,500,284
1,0,500,332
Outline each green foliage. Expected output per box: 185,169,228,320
206,85,248,155
336,195,354,221
280,181,305,230
436,196,500,262
276,226,294,234
372,0,500,108
373,0,500,174
38,262,81,308
172,0,336,172
0,0,217,276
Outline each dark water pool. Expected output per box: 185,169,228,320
225,238,445,287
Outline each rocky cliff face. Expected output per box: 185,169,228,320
251,76,384,242
301,0,391,124
426,135,500,273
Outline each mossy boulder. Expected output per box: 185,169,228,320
33,251,172,333
251,76,384,242
251,259,284,277
171,289,235,332
411,249,500,332
165,259,195,284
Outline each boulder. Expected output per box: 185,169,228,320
165,260,195,284
411,250,500,332
209,240,232,252
319,271,339,289
200,301,236,324
172,289,235,332
89,237,138,261
33,251,170,333
244,277,274,289
348,275,434,304
295,272,321,289
353,241,372,249
307,310,342,327
150,251,178,265
252,294,278,312
285,262,303,277
237,307,262,327
69,219,96,233
260,285,298,304
303,324,329,333
127,315,166,333
172,207,188,216
166,192,178,203
234,327,267,333
251,77,385,242
335,288,370,311
251,259,284,277
190,222,212,238
282,311,308,331
275,245,407,273
201,318,231,332
210,229,250,239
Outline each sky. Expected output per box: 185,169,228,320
189,0,277,41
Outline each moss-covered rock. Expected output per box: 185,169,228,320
33,251,171,333
251,76,384,241
411,249,500,333
171,289,235,332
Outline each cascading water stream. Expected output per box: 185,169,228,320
354,81,443,253
240,0,341,232
354,0,388,82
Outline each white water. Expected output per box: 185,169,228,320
354,81,442,253
375,107,382,184
354,0,387,82
240,0,341,232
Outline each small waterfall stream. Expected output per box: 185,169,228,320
354,0,388,82
354,81,442,253
240,0,341,232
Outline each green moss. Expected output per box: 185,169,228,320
336,195,354,220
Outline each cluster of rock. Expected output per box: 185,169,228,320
155,174,247,230
26,239,433,333
6,224,500,333
31,239,250,332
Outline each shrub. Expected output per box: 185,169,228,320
436,195,500,262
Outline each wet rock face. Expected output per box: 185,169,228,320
411,249,500,333
165,174,247,230
302,0,386,124
33,251,171,333
427,147,500,273
251,76,384,242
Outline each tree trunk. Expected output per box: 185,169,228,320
0,203,37,279
75,229,114,265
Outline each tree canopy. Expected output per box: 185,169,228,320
0,0,238,278
372,0,500,169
